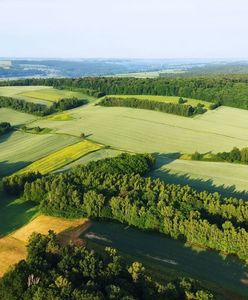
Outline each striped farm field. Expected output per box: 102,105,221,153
17,140,102,175
150,155,248,198
107,94,212,108
0,107,37,125
0,86,95,106
0,131,79,176
31,104,248,154
17,87,93,102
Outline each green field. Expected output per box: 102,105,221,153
31,104,248,154
0,108,37,125
2,92,248,195
0,86,95,106
0,131,79,176
107,94,212,108
151,155,248,198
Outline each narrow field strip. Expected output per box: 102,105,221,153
17,140,102,174
108,94,212,108
0,216,88,277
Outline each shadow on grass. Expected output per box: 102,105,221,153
0,160,32,177
0,129,16,144
150,153,248,200
0,193,38,237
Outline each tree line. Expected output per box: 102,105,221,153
98,97,206,117
191,147,248,164
0,96,87,116
0,231,213,299
5,154,248,263
0,122,11,136
2,75,248,109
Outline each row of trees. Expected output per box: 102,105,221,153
2,75,248,109
0,231,213,299
7,154,247,262
0,122,11,136
98,97,206,117
192,147,248,164
0,96,87,116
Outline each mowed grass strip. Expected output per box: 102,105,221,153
0,108,37,125
18,87,92,102
17,140,102,174
107,94,212,109
0,216,87,277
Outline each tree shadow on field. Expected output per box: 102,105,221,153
150,153,248,200
0,129,16,144
0,160,32,178
152,152,181,169
0,192,38,237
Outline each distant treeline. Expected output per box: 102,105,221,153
0,122,11,136
2,75,248,109
0,96,87,116
98,97,206,117
0,231,213,300
191,147,248,164
5,154,248,262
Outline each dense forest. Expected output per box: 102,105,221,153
4,154,248,263
0,96,87,116
0,122,11,136
98,97,206,117
0,231,213,300
2,75,248,109
190,147,248,164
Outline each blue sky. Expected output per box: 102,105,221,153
0,0,247,58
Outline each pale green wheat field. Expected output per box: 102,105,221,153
31,104,248,154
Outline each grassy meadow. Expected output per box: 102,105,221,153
151,155,248,198
31,104,248,154
17,140,102,175
0,108,37,125
107,94,212,108
0,86,95,106
18,88,91,102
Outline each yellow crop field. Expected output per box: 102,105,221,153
45,112,74,121
18,140,102,175
0,216,88,277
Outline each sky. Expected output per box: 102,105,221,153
0,0,248,59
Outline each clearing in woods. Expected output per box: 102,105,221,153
106,94,212,108
0,86,95,106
